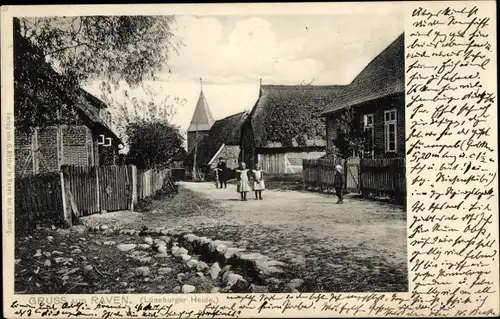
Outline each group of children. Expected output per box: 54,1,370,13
235,162,265,201
216,158,345,204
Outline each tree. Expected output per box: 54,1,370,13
13,16,180,131
18,16,179,86
332,107,365,159
125,120,184,169
97,82,187,140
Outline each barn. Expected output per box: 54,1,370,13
240,84,345,174
188,111,248,180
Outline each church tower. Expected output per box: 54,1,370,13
187,78,215,153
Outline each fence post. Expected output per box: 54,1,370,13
128,165,137,211
59,167,72,228
343,159,348,192
302,160,307,190
359,158,363,194
95,166,100,212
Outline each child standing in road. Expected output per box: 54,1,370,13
236,162,251,201
251,163,266,200
333,165,345,204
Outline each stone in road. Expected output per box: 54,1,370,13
180,182,407,292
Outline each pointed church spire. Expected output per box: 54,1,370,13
187,78,215,132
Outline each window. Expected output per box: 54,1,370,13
384,109,397,153
363,114,375,158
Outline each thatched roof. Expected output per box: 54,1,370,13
188,111,248,166
247,84,345,148
322,33,405,115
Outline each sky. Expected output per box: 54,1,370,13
84,13,404,141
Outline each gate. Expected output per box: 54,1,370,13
62,165,135,216
98,165,134,212
302,157,361,194
345,157,360,193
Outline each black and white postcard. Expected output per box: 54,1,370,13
1,1,498,318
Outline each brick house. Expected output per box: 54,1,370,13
14,91,123,176
321,33,405,159
13,20,122,176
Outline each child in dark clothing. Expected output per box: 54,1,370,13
333,165,345,204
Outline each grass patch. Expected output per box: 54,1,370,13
135,181,179,212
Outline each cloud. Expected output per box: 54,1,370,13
85,14,404,134
163,14,403,86
165,16,319,85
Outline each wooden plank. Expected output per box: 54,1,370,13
113,166,119,210
15,171,65,227
59,170,71,227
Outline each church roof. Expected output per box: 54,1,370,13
187,111,248,167
187,89,215,132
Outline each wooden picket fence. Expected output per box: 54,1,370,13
360,158,406,202
137,168,170,200
15,172,65,227
303,157,406,203
303,157,360,193
63,166,99,217
15,165,176,228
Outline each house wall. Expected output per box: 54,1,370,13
208,145,240,171
325,93,405,158
241,117,326,174
36,127,59,172
257,149,325,174
187,130,210,153
286,151,325,171
14,125,97,175
62,125,91,166
14,131,33,174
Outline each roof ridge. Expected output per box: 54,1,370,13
216,110,247,122
321,32,405,115
349,32,404,85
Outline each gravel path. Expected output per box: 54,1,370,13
178,182,408,292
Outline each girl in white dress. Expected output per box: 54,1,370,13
252,163,266,200
235,162,251,201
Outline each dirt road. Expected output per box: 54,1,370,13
179,182,408,292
